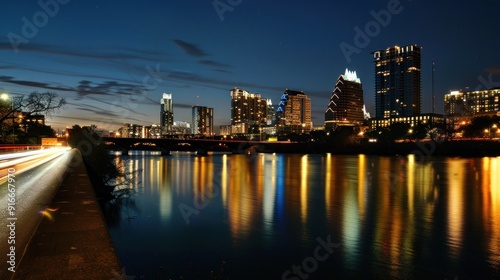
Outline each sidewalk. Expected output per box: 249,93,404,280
12,150,123,280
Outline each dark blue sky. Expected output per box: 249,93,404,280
1,0,499,131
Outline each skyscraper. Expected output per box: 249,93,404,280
192,106,213,135
230,88,268,125
373,44,422,118
266,98,277,126
325,69,365,130
160,93,174,133
277,89,312,134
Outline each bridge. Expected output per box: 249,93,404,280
101,137,308,155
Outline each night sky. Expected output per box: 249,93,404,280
1,0,499,132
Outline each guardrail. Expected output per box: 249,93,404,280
0,144,41,150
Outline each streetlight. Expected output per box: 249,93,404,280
1,93,15,144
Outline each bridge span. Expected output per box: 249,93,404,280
101,137,311,155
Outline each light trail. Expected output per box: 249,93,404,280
0,147,71,185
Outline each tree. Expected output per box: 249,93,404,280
389,122,411,141
412,122,429,140
463,115,499,138
68,125,140,203
0,91,65,143
19,122,57,143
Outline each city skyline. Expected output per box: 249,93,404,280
1,1,500,131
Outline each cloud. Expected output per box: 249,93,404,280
69,96,149,117
173,39,209,57
75,107,122,118
164,69,284,93
307,90,329,99
52,115,128,128
0,76,74,92
0,40,168,63
198,59,231,68
214,69,231,73
70,103,151,124
174,103,194,109
75,80,145,99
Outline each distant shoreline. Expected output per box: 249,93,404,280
288,139,500,157
104,139,500,158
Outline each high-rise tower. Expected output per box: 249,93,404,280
192,106,213,135
277,89,312,134
373,44,421,118
325,69,365,130
160,93,174,133
230,88,268,125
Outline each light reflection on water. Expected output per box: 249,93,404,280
107,152,500,279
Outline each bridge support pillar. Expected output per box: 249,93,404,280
121,149,129,156
161,149,170,156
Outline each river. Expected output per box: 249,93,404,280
106,152,500,279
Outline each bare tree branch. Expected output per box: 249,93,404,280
0,91,66,125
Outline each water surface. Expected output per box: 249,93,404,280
107,152,500,279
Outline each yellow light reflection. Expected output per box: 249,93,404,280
325,153,332,212
374,157,391,252
487,157,500,265
406,155,415,212
358,154,366,219
342,164,360,269
447,159,465,259
159,157,172,220
301,155,308,223
228,155,259,243
39,207,58,221
221,154,228,208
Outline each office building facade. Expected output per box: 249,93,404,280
373,44,422,118
325,69,365,130
230,88,268,126
118,123,143,138
444,89,500,116
444,89,500,132
192,106,213,135
277,89,312,134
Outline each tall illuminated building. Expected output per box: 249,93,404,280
160,93,174,133
444,89,500,116
325,69,365,130
373,44,422,118
277,89,312,134
266,98,277,125
444,89,500,132
230,87,268,133
192,106,213,135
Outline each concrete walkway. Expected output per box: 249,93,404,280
12,150,123,280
